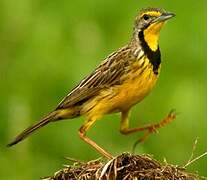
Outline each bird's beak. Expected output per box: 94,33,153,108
152,12,175,23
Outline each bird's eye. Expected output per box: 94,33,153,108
143,14,150,21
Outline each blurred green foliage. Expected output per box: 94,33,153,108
1,0,207,179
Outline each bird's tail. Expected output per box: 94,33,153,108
7,111,59,147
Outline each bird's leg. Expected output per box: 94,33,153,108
120,109,176,135
120,109,176,151
78,118,113,159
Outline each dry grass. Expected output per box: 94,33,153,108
43,153,199,180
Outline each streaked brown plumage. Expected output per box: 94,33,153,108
8,7,176,159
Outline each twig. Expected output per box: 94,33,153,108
184,138,199,168
184,151,207,168
183,137,207,168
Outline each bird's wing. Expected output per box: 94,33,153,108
55,46,133,109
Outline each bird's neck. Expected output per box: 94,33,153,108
137,30,161,75
143,30,159,51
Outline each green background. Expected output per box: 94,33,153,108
1,0,207,179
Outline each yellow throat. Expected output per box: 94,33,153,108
143,22,164,51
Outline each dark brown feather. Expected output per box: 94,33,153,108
7,111,59,147
56,46,135,109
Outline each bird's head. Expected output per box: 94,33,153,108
134,8,175,51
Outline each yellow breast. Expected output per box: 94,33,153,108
111,58,158,111
82,57,160,120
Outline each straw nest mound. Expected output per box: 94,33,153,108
43,153,199,180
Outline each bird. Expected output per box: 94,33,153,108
7,7,176,159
